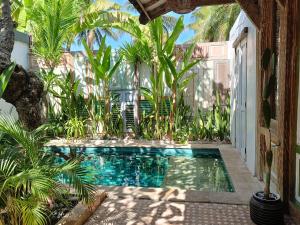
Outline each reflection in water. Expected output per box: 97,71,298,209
54,147,234,192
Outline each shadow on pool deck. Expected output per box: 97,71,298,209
85,195,297,225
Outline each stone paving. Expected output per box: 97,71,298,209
85,196,296,225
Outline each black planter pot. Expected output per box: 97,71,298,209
250,191,284,225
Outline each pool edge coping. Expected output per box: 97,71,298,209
47,139,262,205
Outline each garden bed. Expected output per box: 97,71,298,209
56,191,107,225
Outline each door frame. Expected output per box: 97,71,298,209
234,37,248,161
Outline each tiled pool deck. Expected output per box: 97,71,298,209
47,139,296,224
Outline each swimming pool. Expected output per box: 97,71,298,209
51,146,234,192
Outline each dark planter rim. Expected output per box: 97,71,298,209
252,191,281,203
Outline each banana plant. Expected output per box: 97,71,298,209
82,36,122,133
0,63,16,98
162,43,200,134
141,16,185,138
107,16,185,138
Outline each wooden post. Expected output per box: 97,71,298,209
256,0,276,181
277,0,300,207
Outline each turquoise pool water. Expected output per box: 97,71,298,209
51,146,234,192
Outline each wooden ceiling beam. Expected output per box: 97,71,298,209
131,0,236,24
235,0,261,29
148,3,170,18
143,0,161,9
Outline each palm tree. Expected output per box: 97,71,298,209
0,116,95,225
188,4,240,42
120,41,147,131
26,0,82,69
73,0,123,49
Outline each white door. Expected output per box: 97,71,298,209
235,40,247,161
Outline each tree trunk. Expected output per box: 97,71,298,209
0,0,14,70
0,0,44,130
104,82,110,132
133,62,140,132
169,83,177,138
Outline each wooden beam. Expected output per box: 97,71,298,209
144,0,163,9
167,0,235,8
132,0,236,24
235,0,261,29
256,0,276,183
277,0,300,207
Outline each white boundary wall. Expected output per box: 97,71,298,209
229,11,257,175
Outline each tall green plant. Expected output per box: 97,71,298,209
162,44,200,134
140,16,185,138
120,42,143,131
72,0,123,49
27,0,82,69
46,72,82,119
107,16,184,138
0,116,95,225
214,92,230,141
82,36,122,133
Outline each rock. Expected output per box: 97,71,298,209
1,64,44,130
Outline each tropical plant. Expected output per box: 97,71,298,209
0,63,16,98
82,36,122,133
138,112,155,140
120,41,146,130
162,43,200,134
46,72,82,120
72,0,123,49
85,94,104,136
105,103,124,138
172,94,192,143
26,0,82,69
0,116,95,225
214,92,230,141
65,116,86,139
124,16,183,138
189,4,240,42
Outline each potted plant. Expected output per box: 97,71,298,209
250,48,284,225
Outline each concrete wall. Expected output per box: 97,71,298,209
229,11,257,175
0,31,30,120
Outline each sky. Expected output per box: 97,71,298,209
71,0,195,51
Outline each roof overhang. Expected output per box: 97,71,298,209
129,0,236,24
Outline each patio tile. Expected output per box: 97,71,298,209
85,196,297,225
